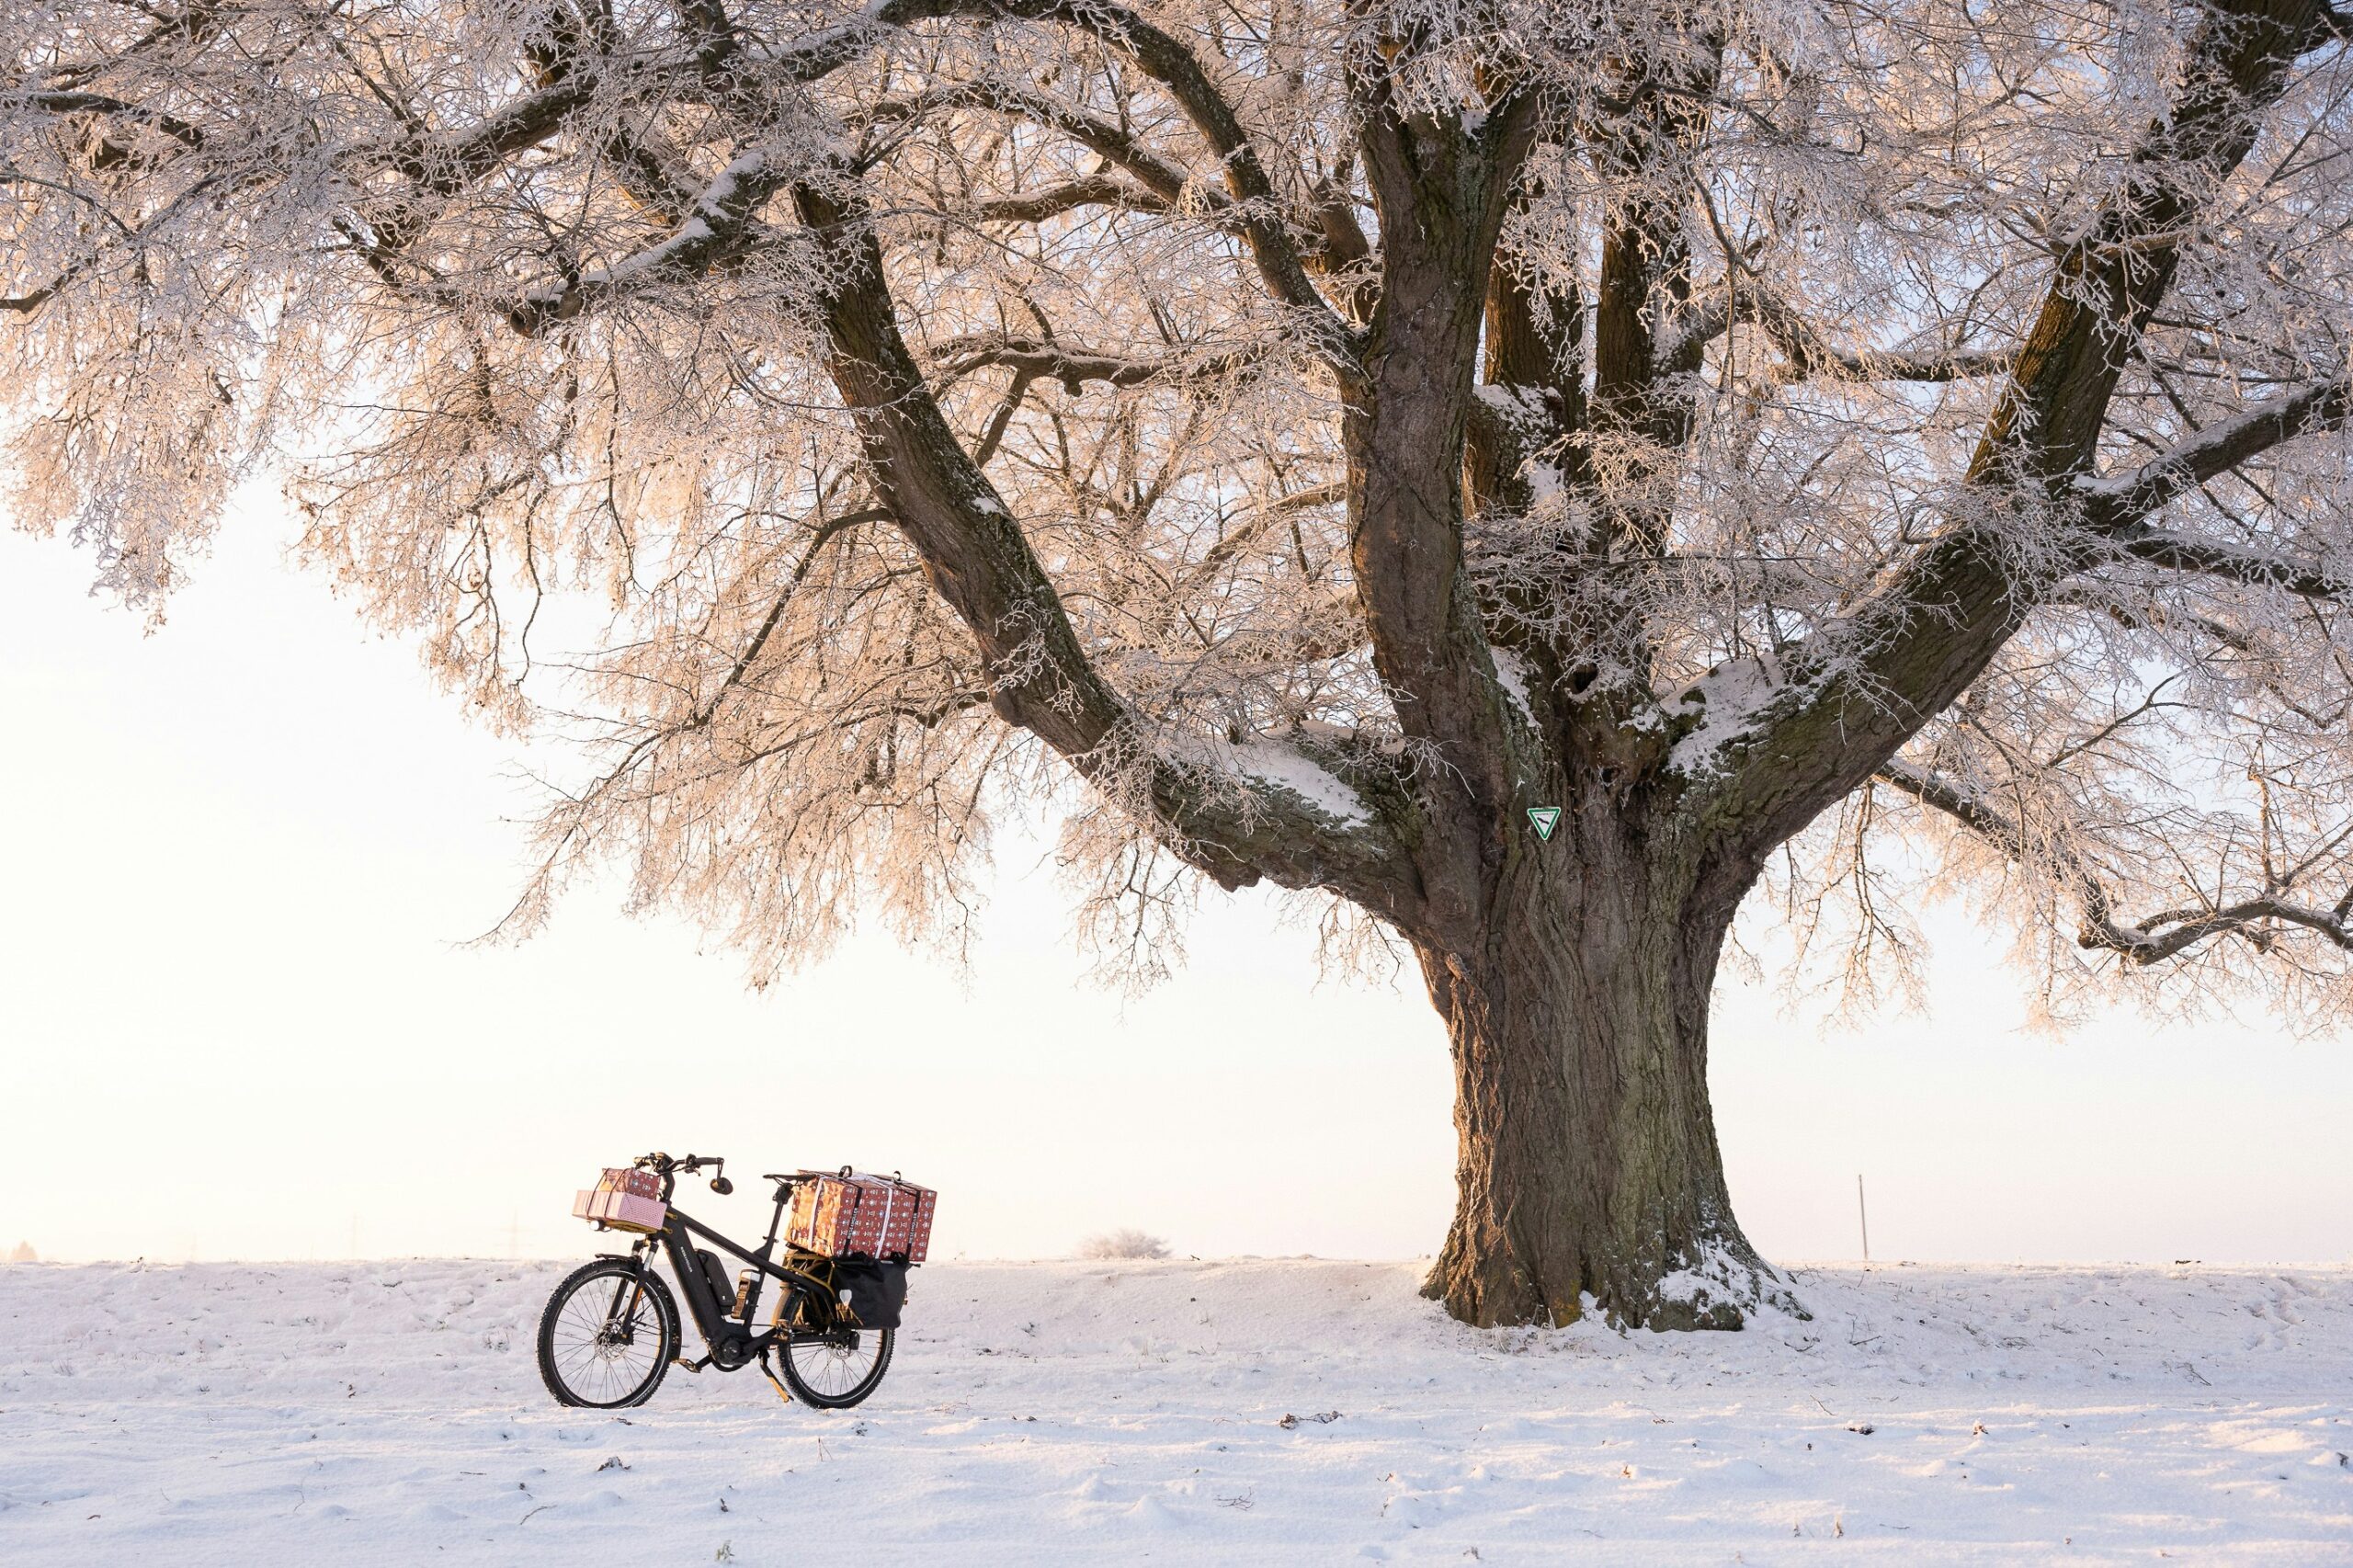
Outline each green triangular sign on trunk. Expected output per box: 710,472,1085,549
1527,806,1562,841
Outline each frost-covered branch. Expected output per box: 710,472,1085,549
2096,526,2353,601
974,0,1356,359
1877,759,2353,965
867,74,1357,363
967,175,1172,223
499,148,804,333
928,332,1256,392
2074,375,2353,600
793,176,1413,907
2084,378,2352,521
1674,287,2018,384
1574,16,1727,546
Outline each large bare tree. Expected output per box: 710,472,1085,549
8,0,2353,1328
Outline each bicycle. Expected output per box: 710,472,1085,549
536,1152,909,1411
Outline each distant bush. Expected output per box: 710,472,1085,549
7,1241,35,1264
1076,1229,1170,1261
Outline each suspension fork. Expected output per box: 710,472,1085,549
599,1241,657,1342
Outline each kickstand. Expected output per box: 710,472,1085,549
759,1351,793,1403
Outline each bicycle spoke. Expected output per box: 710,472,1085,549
786,1328,884,1400
544,1266,665,1406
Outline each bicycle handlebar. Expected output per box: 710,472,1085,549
633,1152,730,1191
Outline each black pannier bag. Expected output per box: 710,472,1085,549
835,1258,910,1329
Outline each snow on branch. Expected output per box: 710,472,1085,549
967,175,1173,224
2065,376,2353,597
927,332,1259,392
1171,732,1374,831
2079,377,2351,511
1670,288,2017,384
1664,657,1784,779
500,147,804,334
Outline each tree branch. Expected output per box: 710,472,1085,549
2102,527,2352,599
2059,375,2353,597
792,176,1415,909
1474,178,1590,526
1673,287,2017,383
345,0,966,265
971,0,1357,364
870,73,1354,365
18,88,207,153
1588,27,1727,514
1876,758,2353,964
927,331,1256,392
968,175,1171,223
1334,63,1553,939
866,82,1207,208
2078,375,2352,524
498,146,798,334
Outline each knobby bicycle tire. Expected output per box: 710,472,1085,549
537,1258,679,1409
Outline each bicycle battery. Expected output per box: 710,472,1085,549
694,1247,737,1314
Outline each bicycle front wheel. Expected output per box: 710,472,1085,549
777,1325,894,1409
537,1258,678,1409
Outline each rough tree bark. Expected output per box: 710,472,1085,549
1415,796,1788,1329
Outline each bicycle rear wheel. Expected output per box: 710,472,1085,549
537,1258,678,1409
775,1325,894,1409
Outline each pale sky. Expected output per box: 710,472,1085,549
3,497,2348,1268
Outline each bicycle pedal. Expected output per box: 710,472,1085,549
672,1355,710,1374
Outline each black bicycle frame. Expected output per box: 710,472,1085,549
616,1182,843,1361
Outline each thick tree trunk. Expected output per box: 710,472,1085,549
1340,93,1793,1332
1416,801,1799,1330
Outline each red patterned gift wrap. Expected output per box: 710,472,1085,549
784,1171,937,1263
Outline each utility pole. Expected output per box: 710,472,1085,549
1857,1175,1871,1266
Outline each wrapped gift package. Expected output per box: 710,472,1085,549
785,1170,936,1263
572,1167,669,1233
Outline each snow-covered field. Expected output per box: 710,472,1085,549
2,1258,2348,1563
